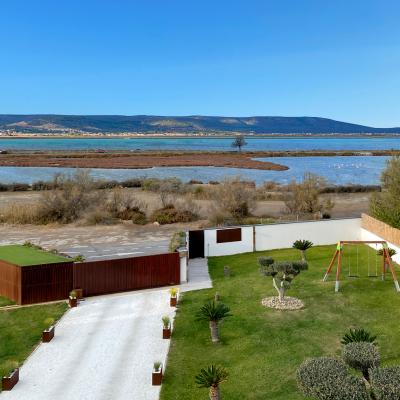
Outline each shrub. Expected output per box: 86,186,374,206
342,342,380,380
370,155,400,229
211,177,255,220
370,366,400,400
377,247,397,257
169,231,186,252
341,328,377,346
120,178,143,188
84,209,116,225
151,206,197,225
292,239,313,261
297,357,369,400
106,188,147,221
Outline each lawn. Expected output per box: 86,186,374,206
0,302,67,384
0,245,70,266
160,245,400,400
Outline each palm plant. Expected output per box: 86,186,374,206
196,301,232,343
341,328,377,345
195,365,228,400
292,239,313,261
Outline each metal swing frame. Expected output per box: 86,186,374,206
323,241,400,293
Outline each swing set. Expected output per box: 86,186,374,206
323,241,400,293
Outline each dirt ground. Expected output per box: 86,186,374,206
0,152,287,171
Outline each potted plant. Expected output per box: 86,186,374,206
162,316,171,339
169,287,178,307
152,361,163,386
69,290,78,308
2,362,19,391
74,288,83,299
42,317,55,343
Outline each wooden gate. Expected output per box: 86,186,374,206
189,230,204,259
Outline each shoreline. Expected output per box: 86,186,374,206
1,133,400,139
0,149,397,170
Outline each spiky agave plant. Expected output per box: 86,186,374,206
292,240,313,261
195,365,228,400
341,328,377,346
196,301,232,343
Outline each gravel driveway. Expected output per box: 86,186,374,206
2,289,176,400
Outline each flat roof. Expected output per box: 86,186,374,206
0,245,70,266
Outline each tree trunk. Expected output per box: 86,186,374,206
209,386,220,400
209,321,219,343
272,278,285,301
301,249,306,261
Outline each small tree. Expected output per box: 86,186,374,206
231,135,247,152
196,301,232,343
259,257,308,301
195,365,228,400
292,240,313,261
370,155,400,229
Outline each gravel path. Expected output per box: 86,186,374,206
2,289,176,400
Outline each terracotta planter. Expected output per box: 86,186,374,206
170,296,177,307
2,368,19,391
152,367,163,386
74,288,83,299
163,326,171,339
69,297,78,308
42,325,55,343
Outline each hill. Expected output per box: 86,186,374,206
0,115,399,134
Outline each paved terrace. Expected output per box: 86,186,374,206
1,259,212,400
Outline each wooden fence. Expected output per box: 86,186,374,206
0,253,180,305
73,253,180,297
362,214,400,247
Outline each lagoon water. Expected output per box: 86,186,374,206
0,136,399,151
0,156,389,186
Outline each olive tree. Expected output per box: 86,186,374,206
259,257,308,301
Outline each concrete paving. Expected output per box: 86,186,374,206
181,258,213,292
1,289,176,400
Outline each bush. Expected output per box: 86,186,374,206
169,231,186,252
131,210,147,225
370,366,400,400
297,357,369,400
342,342,380,380
341,328,377,346
151,206,197,225
84,209,116,225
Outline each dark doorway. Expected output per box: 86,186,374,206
189,230,205,259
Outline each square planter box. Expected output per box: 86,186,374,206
152,367,163,386
2,368,19,391
42,325,55,343
170,296,177,307
163,327,171,339
69,297,78,308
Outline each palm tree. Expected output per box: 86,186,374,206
196,301,232,343
195,365,228,400
292,239,313,261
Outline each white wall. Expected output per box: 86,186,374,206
203,218,361,257
204,226,254,257
360,228,400,264
255,218,361,251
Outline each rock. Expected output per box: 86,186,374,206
153,221,160,226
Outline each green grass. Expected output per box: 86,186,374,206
0,296,14,307
0,302,67,383
160,245,400,400
0,245,70,266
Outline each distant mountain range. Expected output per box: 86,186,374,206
0,115,399,135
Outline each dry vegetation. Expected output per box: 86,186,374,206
0,171,376,227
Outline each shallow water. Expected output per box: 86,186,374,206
0,156,389,185
0,136,399,151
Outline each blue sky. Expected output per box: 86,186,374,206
1,0,399,127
